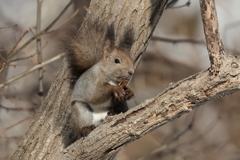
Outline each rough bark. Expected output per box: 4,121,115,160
11,0,240,159
11,0,168,160
200,0,224,75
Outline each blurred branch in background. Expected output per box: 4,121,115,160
138,109,197,160
152,36,205,44
10,41,48,63
6,30,29,63
36,0,44,102
0,116,32,135
0,24,17,30
166,0,191,9
0,53,65,88
6,0,75,62
0,0,76,158
46,8,79,34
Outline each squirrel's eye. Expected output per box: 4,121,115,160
114,59,120,64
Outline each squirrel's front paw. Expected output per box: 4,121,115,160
80,125,96,137
113,86,125,101
124,88,134,101
107,110,118,116
118,79,134,101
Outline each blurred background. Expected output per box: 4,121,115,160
1,0,240,159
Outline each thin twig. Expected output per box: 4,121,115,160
6,0,75,62
0,116,31,134
0,53,7,62
10,42,48,62
0,48,14,52
7,31,29,62
0,53,65,88
8,98,34,114
10,53,37,63
0,135,23,139
0,92,38,106
0,63,5,72
151,36,205,44
167,109,197,143
0,105,23,111
187,113,221,145
37,0,44,102
151,36,237,55
0,24,17,29
5,64,35,67
166,0,191,9
46,9,80,34
29,27,36,36
138,109,197,160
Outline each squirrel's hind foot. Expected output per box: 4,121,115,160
80,125,96,137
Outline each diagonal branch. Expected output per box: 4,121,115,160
0,53,65,88
200,0,225,75
59,55,240,159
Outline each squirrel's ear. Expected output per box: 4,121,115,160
104,39,111,52
103,40,110,59
103,49,109,60
103,40,111,59
103,24,115,60
119,27,134,52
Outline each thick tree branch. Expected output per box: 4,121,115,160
58,55,240,160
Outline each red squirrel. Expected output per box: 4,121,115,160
63,24,135,139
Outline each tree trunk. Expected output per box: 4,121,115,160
11,0,168,159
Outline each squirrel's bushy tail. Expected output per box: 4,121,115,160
61,23,105,86
61,21,134,87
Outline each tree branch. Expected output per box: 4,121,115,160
0,53,65,88
59,55,240,159
36,0,44,102
151,36,205,44
200,0,225,75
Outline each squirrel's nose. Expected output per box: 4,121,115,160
128,69,134,76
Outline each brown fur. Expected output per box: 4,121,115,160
65,24,135,139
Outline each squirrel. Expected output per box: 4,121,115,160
63,24,135,139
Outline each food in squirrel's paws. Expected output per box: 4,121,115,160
119,78,134,101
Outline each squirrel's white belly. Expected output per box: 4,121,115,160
91,100,111,126
92,111,108,126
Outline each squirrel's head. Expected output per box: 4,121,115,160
100,25,135,83
101,48,134,83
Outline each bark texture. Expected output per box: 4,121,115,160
200,0,224,75
11,0,240,159
11,0,168,159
